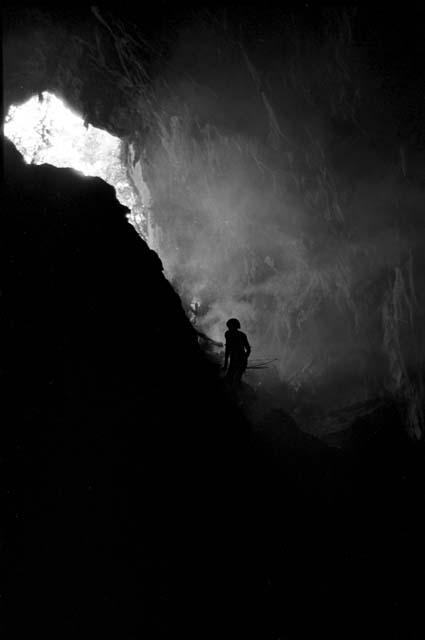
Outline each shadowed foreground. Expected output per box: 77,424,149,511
3,137,425,639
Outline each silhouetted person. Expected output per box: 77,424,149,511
223,318,251,388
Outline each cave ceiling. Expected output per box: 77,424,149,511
3,5,160,140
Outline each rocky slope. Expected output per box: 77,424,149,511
3,135,425,640
3,137,254,639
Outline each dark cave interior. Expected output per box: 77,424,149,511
3,5,425,640
3,4,425,424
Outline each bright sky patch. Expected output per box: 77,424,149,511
4,91,141,225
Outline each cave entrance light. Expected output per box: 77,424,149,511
3,91,150,239
4,92,229,361
4,91,206,338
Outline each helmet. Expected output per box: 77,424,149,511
226,318,241,330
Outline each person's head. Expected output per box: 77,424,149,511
226,318,241,331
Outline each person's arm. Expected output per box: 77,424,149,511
223,333,230,370
244,335,251,358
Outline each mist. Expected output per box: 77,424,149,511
125,10,424,426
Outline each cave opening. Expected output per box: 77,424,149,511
4,91,151,243
3,89,230,385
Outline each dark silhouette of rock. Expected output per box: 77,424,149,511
2,137,255,640
3,134,425,640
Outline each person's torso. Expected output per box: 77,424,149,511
226,330,248,360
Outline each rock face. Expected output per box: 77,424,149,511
3,136,425,640
3,138,252,639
